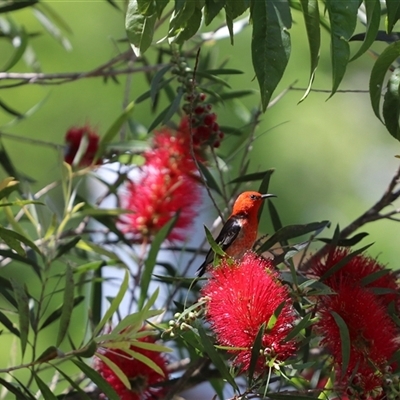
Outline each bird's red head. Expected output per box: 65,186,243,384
232,191,276,215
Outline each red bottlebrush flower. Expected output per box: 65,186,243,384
311,248,400,309
119,127,201,242
315,283,398,398
64,126,101,167
97,335,169,400
201,251,297,372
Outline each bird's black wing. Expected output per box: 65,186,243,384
196,216,242,277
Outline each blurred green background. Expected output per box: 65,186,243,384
0,0,399,271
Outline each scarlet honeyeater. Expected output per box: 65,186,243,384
197,191,276,276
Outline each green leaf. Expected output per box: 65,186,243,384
266,301,286,332
168,0,195,36
0,227,25,256
248,323,265,385
138,215,178,309
0,307,20,338
350,0,381,62
136,76,175,104
56,264,75,346
124,348,166,376
150,65,172,105
2,27,28,72
73,360,120,400
147,88,183,132
0,249,41,278
204,225,226,257
204,0,225,25
33,8,71,50
0,0,38,13
229,169,273,184
298,0,320,102
0,177,19,200
34,374,58,400
257,220,330,254
197,324,239,391
325,0,360,97
360,268,393,286
268,199,283,234
54,236,81,259
197,161,223,196
386,0,400,34
175,7,202,43
96,102,135,160
93,269,129,336
318,232,369,247
285,312,311,341
370,42,400,122
10,279,29,356
126,0,156,55
319,244,373,281
52,366,92,400
331,311,350,378
382,67,400,140
96,353,131,390
0,375,32,399
251,0,291,111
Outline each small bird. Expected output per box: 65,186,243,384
196,191,276,276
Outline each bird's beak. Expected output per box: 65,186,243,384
261,193,276,199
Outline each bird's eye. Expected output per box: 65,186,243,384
250,194,258,200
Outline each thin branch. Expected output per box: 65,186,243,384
0,50,166,87
299,164,400,271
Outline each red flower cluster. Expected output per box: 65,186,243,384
201,251,297,373
311,248,399,398
120,125,201,242
97,335,169,400
182,92,224,149
64,126,101,167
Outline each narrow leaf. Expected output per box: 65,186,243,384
248,323,265,385
10,279,30,356
369,37,400,122
285,312,311,341
0,309,20,338
93,269,129,336
257,221,330,254
197,161,223,196
331,311,350,378
229,169,274,183
96,353,131,389
319,244,373,281
150,65,172,105
96,102,135,160
34,374,58,400
382,67,400,140
204,225,225,257
350,0,381,61
0,227,40,254
73,360,119,400
386,0,400,34
197,324,239,390
53,366,92,400
138,215,178,309
325,0,359,97
298,0,320,102
56,264,75,346
251,0,291,110
55,236,81,259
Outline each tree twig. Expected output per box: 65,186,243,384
299,164,400,271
